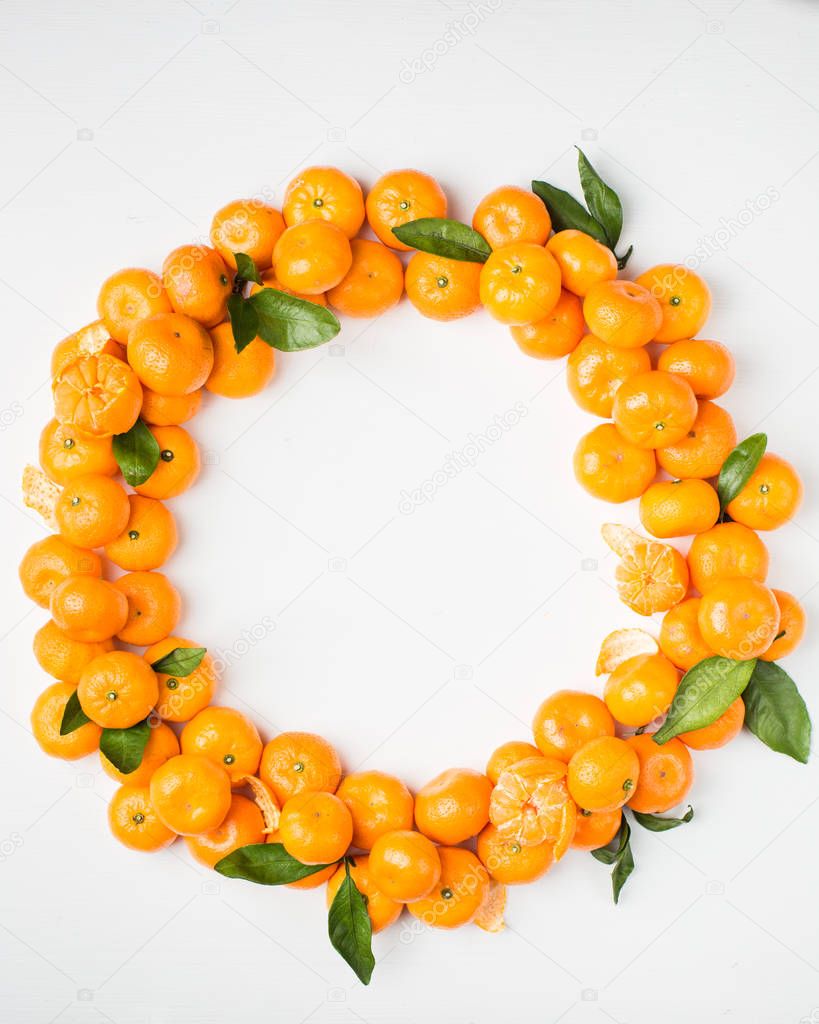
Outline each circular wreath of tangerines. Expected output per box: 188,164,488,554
18,160,809,985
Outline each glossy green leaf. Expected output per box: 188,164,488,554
150,646,206,677
531,180,609,245
215,843,335,884
576,148,623,248
328,860,375,985
591,818,634,904
653,656,757,744
112,419,160,487
391,217,491,262
248,289,340,352
743,661,811,763
227,292,260,353
717,433,767,514
233,252,262,286
59,689,91,735
99,719,151,774
631,806,694,832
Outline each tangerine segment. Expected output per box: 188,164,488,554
259,731,342,805
567,335,651,418
108,785,177,852
532,690,615,762
472,184,552,250
365,169,447,251
77,650,159,729
595,628,659,676
612,370,698,449
31,681,102,760
476,823,554,884
488,757,576,856
406,847,489,929
279,790,353,865
567,736,640,812
761,589,806,662
414,767,493,845
573,424,657,504
480,243,562,326
336,770,414,851
53,354,142,438
185,794,266,868
625,734,694,814
368,830,442,903
150,753,232,836
725,453,804,531
679,697,745,751
697,578,780,660
602,523,689,616
19,535,102,609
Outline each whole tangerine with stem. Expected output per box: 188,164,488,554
406,847,489,930
365,168,447,250
625,734,694,814
206,322,276,399
108,785,176,852
510,288,585,359
186,793,266,868
144,637,217,724
726,453,803,531
33,620,113,684
53,354,142,438
583,279,662,348
639,478,720,538
472,185,551,249
113,570,182,647
39,418,118,485
326,239,404,318
566,334,651,417
404,252,481,321
571,808,622,851
547,230,617,297
101,720,179,787
679,697,745,751
532,690,615,763
659,597,714,672
573,423,657,503
698,577,780,659
476,823,554,884
127,312,215,396
50,574,128,642
336,770,414,851
635,263,712,342
180,706,263,786
488,756,576,856
141,387,202,426
612,370,698,449
567,736,641,812
326,856,403,933
19,535,102,609
150,753,232,836
761,589,806,661
273,220,352,295
97,268,172,343
104,494,178,571
162,244,232,328
134,424,200,500
414,767,493,845
54,473,130,550
687,522,769,594
77,650,159,729
657,339,735,399
283,165,365,240
31,681,102,760
259,731,342,805
480,242,562,326
368,830,442,902
656,400,737,479
210,199,285,270
486,740,542,784
603,652,680,728
279,790,353,865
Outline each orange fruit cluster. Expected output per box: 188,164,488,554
18,164,807,979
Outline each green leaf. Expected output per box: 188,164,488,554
531,180,609,245
150,646,206,677
99,719,151,774
717,433,767,514
248,289,340,353
112,418,160,487
215,843,335,884
632,806,694,832
743,661,811,763
391,217,491,262
591,819,634,904
653,656,757,744
328,860,375,985
576,148,623,248
611,833,635,904
233,252,262,286
59,689,91,735
227,293,260,354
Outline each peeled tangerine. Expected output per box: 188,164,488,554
488,757,576,858
601,523,689,616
